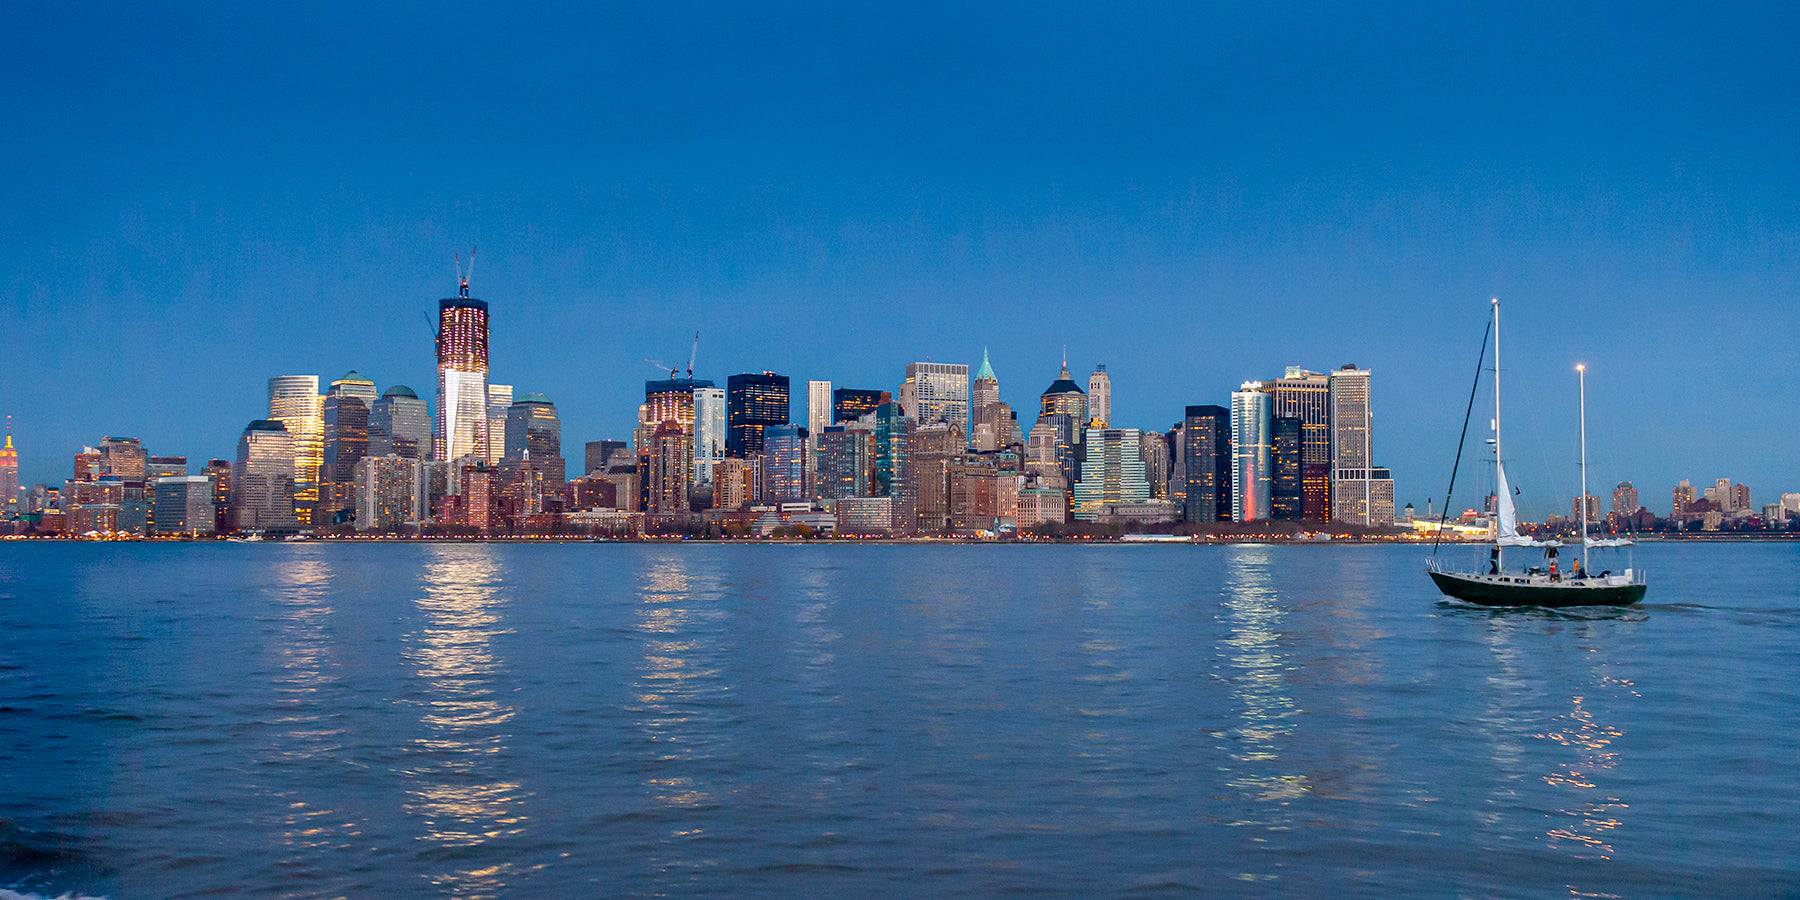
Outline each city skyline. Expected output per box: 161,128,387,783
5,5,1797,508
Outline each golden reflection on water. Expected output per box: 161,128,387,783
1479,617,1634,870
407,545,527,898
1218,546,1309,827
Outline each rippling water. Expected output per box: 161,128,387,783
1,542,1795,898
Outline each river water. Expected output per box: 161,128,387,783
1,541,1795,898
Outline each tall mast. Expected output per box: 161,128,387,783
1578,363,1589,576
1493,298,1502,569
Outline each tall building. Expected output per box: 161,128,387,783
1,432,19,518
1038,363,1088,424
1183,405,1231,523
727,372,789,458
151,476,215,536
353,454,425,532
1260,367,1332,520
205,458,232,533
638,376,711,449
268,375,324,527
1328,365,1379,525
832,388,886,424
231,420,299,533
1072,427,1149,521
646,420,693,516
815,426,871,500
904,362,970,433
484,384,513,465
100,437,147,480
1086,365,1111,428
806,380,832,493
1612,481,1638,516
504,393,566,488
763,424,809,503
369,386,431,460
435,287,490,467
1139,431,1170,501
321,371,377,525
1270,416,1303,520
1231,386,1272,522
693,386,727,486
971,349,1000,423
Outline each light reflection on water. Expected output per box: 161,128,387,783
1217,546,1309,830
265,551,364,864
406,545,527,898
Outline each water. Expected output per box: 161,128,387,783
1,541,1795,898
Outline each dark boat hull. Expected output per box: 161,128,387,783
1429,569,1645,608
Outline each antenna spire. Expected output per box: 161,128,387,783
455,246,476,298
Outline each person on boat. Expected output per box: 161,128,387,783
1489,547,1500,575
1572,558,1583,580
1547,546,1559,581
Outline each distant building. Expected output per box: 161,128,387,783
1182,406,1231,523
693,386,726,486
269,375,324,527
1612,482,1638,516
1270,416,1303,520
712,457,761,510
647,420,693,516
1231,386,1272,522
504,393,566,488
727,372,789,458
354,455,425,531
435,294,490,467
1086,365,1111,428
151,476,214,536
971,350,1001,433
832,388,886,424
369,386,431,460
763,424,809,503
321,371,377,526
584,440,628,477
0,433,16,518
1329,365,1382,525
1038,362,1088,425
1139,430,1170,501
905,362,971,433
484,384,513,465
231,420,299,533
1072,427,1149,521
815,426,871,500
834,496,895,535
1260,367,1332,520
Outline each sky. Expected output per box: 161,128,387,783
5,2,1797,519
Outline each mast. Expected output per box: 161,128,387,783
1493,298,1502,570
1578,363,1589,576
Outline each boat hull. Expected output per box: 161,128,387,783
1428,569,1645,608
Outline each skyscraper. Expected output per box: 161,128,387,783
0,431,17,518
321,371,377,525
268,375,324,527
1072,427,1148,520
647,420,693,516
1231,386,1272,522
1260,367,1332,520
1612,481,1638,516
815,426,871,500
1038,362,1088,453
231,419,299,533
806,380,832,493
504,393,566,487
971,349,1000,423
1270,416,1303,520
1183,405,1231,523
832,388,886,424
904,362,970,433
727,372,789,458
1328,365,1378,525
693,386,726,486
1086,365,1111,428
435,285,490,466
152,476,215,536
369,386,431,459
485,384,513,465
763,424,809,502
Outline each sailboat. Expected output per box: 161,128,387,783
1427,299,1647,607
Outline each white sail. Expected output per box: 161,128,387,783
1585,537,1634,548
1494,459,1528,546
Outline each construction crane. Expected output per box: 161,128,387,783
454,246,477,299
687,331,700,378
645,359,679,379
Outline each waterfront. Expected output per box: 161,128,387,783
1,542,1795,898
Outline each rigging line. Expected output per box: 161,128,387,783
1433,317,1492,557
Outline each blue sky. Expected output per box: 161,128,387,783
5,2,1797,518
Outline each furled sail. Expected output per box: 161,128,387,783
1584,537,1634,548
1493,459,1534,546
